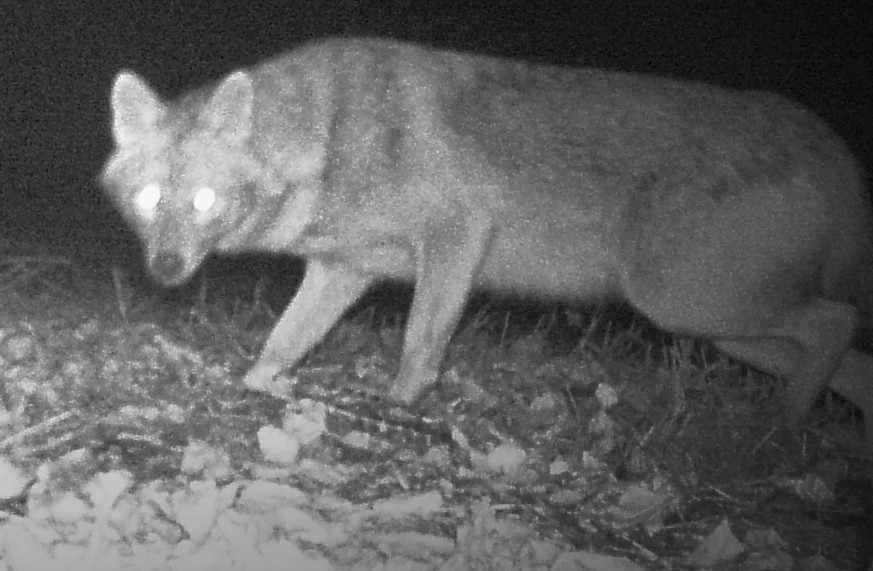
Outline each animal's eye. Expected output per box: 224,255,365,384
193,186,216,212
135,183,161,211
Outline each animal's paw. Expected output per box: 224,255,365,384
242,362,290,396
388,368,439,405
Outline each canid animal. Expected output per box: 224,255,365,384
101,37,873,445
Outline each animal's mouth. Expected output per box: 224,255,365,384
147,249,203,287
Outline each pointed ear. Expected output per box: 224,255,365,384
110,71,164,147
202,71,254,144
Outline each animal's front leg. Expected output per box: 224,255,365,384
243,259,373,395
389,217,493,404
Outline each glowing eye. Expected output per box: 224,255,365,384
135,183,161,211
193,187,216,212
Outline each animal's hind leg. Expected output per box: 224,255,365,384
713,298,857,430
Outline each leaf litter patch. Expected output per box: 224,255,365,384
0,255,870,570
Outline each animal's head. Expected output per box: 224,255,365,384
100,70,270,286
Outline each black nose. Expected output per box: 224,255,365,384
150,252,187,285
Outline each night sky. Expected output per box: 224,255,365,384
1,1,871,264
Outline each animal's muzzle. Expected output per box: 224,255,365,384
150,251,188,286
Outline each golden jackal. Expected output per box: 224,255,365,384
101,37,873,445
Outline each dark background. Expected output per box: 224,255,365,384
1,0,871,263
